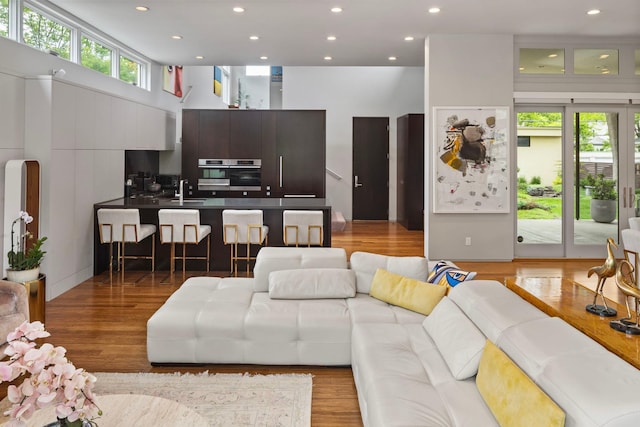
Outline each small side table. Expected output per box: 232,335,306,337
23,274,46,323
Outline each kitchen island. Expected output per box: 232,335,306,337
93,197,332,274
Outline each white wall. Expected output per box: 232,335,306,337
282,66,424,220
0,36,180,299
425,35,515,261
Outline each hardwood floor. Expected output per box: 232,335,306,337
1,221,621,426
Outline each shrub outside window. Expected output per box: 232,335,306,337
120,55,140,86
22,5,71,59
81,35,111,75
0,0,8,38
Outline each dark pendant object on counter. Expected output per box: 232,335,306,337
43,418,84,427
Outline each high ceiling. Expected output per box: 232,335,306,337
45,0,640,67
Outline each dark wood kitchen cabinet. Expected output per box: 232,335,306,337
229,110,262,159
397,113,424,230
260,110,325,197
274,110,325,197
181,110,200,189
182,109,325,198
198,110,230,159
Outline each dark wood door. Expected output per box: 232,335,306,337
275,110,326,197
198,110,229,159
229,110,262,159
352,117,389,220
397,114,424,230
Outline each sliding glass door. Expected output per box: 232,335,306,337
516,105,639,258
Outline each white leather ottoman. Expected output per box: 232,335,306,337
147,275,352,365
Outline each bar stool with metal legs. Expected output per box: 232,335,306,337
158,209,211,277
222,209,268,276
283,210,323,247
97,208,156,283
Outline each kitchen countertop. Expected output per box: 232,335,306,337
95,196,331,209
93,197,332,274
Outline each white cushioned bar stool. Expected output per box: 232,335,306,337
283,210,323,247
222,209,268,276
97,208,156,283
158,209,211,277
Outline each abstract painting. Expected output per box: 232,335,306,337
213,66,222,96
432,106,510,213
162,65,183,97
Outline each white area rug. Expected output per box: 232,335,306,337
2,372,313,427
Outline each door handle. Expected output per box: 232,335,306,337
624,186,627,208
354,175,363,188
630,187,635,210
279,156,283,188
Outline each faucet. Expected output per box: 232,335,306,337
176,179,187,204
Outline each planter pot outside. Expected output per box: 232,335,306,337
6,266,40,283
590,199,617,223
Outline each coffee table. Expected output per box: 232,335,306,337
504,276,640,370
19,394,209,426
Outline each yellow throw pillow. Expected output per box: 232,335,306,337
476,340,566,427
369,268,447,315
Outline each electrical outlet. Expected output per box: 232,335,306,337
465,237,471,246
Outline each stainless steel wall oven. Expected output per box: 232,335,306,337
198,159,261,191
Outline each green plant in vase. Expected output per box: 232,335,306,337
6,211,47,282
589,174,617,223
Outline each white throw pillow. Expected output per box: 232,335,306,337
268,268,356,299
349,251,429,293
422,297,486,380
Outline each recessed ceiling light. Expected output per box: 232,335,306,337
428,7,441,14
171,35,183,40
331,7,342,13
135,6,149,12
327,35,337,41
404,36,414,41
233,7,245,13
602,70,610,74
548,53,558,58
519,67,525,71
324,56,333,61
587,9,600,15
600,54,610,59
260,56,268,60
388,56,397,61
250,35,259,40
195,56,204,60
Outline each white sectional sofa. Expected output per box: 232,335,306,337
147,247,640,426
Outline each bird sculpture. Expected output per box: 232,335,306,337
611,259,640,335
586,237,618,317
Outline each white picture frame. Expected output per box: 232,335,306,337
432,106,510,213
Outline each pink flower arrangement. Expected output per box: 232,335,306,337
0,321,101,427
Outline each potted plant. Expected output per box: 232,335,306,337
589,174,617,223
6,211,47,283
581,173,596,196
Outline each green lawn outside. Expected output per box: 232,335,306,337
517,187,592,220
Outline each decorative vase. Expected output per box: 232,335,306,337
590,199,616,223
43,418,83,427
6,266,40,283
